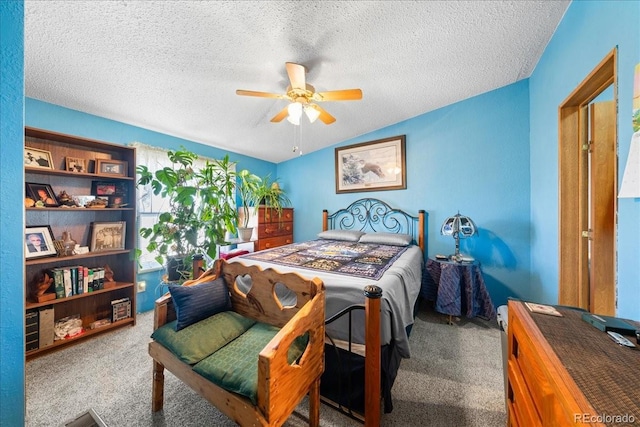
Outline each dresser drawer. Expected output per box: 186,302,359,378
258,221,293,238
257,235,293,250
257,207,294,224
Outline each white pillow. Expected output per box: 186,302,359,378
317,229,365,242
358,232,413,246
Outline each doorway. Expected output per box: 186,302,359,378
558,48,617,315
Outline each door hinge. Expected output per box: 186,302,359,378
581,230,593,239
582,141,593,152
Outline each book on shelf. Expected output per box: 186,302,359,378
524,302,563,317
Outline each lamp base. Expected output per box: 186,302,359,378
448,253,475,263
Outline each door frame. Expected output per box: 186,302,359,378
558,48,617,312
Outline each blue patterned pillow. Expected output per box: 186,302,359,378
169,277,231,331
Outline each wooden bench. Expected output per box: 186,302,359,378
149,259,326,426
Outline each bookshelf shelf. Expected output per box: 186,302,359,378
24,127,137,359
25,317,135,359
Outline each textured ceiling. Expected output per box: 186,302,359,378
24,1,569,163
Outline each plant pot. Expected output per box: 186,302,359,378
238,227,254,242
166,256,186,282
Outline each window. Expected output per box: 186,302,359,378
131,143,235,272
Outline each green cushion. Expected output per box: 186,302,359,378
192,322,309,404
151,311,256,365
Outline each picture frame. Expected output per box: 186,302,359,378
335,135,407,193
26,182,59,207
95,159,128,177
25,147,54,170
25,225,57,259
65,157,87,173
91,181,127,196
90,221,126,252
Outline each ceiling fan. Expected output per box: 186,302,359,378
236,62,362,125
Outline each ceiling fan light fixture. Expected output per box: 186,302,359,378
304,104,321,123
287,102,303,125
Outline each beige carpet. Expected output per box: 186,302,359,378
25,303,506,426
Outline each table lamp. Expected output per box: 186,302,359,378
440,212,477,262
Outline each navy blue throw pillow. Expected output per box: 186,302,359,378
169,277,231,331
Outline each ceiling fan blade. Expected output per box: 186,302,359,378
270,106,289,123
315,88,363,101
286,62,306,90
315,104,336,125
236,89,286,99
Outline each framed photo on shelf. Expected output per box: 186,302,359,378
24,147,54,170
25,225,57,259
90,221,126,252
91,181,127,196
335,135,406,194
65,157,87,173
95,159,128,177
26,182,59,207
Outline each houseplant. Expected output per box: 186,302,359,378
136,148,237,281
236,169,262,242
254,174,292,220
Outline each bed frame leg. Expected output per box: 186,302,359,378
364,285,382,427
308,376,321,427
152,360,165,412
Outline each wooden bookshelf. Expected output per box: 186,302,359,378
24,127,137,359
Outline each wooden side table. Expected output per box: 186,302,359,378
421,258,495,323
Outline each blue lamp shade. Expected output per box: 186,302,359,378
441,213,477,260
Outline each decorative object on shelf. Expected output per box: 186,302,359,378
85,197,108,208
53,240,66,257
25,225,58,260
440,212,478,262
26,182,59,207
57,190,78,207
25,197,35,208
65,156,86,173
136,148,238,279
72,195,96,208
25,146,53,169
61,231,77,256
30,271,55,303
90,221,126,252
335,135,406,194
237,169,262,242
104,264,115,282
95,159,128,177
107,195,127,208
91,181,127,196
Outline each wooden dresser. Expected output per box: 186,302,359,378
254,206,293,251
507,300,640,426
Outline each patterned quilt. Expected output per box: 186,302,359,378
240,239,408,280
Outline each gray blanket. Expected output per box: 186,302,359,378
230,242,423,358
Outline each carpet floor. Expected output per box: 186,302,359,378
25,302,506,426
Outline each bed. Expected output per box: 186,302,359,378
229,198,425,424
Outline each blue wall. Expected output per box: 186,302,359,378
279,80,531,308
529,0,640,319
25,98,277,312
2,1,639,424
0,2,25,424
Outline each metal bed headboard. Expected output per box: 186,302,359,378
322,198,425,252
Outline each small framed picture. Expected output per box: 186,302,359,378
25,225,57,259
25,147,54,169
96,159,128,177
91,181,127,196
90,221,126,252
65,157,87,173
26,183,59,207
